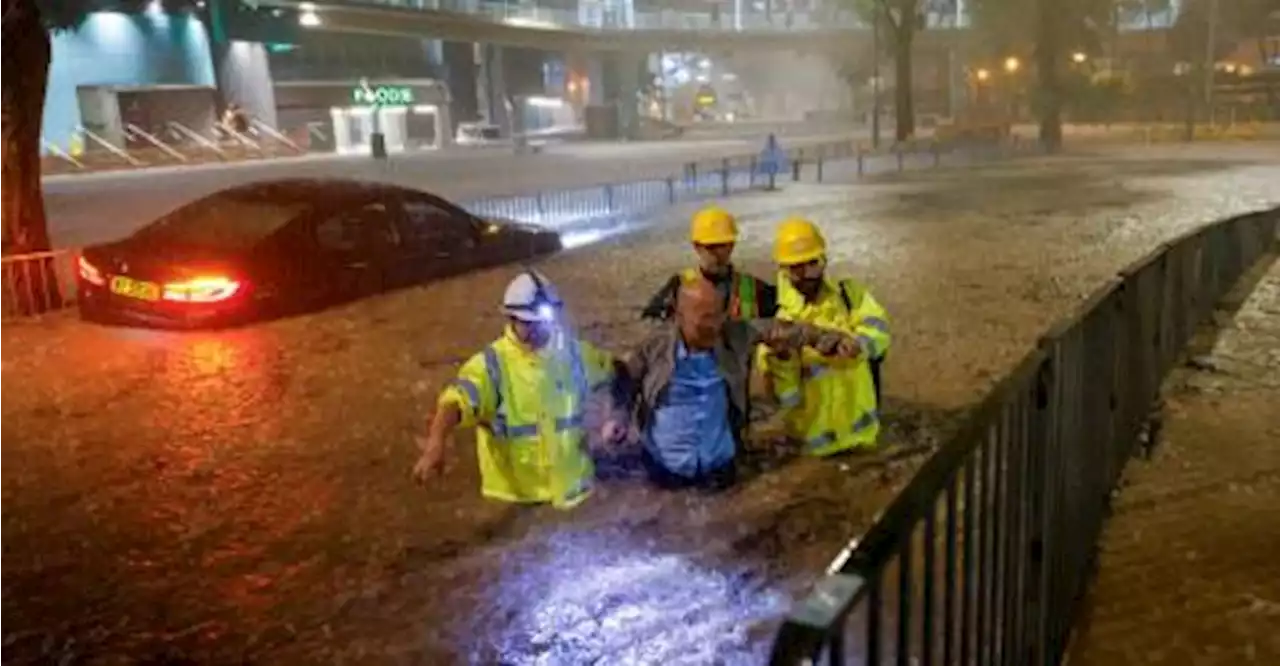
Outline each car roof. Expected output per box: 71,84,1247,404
211,178,418,206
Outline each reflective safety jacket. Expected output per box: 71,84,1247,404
640,268,777,320
679,268,761,319
439,326,614,509
767,274,891,456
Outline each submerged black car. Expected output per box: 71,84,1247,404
76,178,561,327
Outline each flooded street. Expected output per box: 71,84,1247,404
4,144,1278,664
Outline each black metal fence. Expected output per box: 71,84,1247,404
768,207,1280,666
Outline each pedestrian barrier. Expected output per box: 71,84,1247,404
4,136,1034,320
459,136,1033,232
767,207,1279,666
1,250,78,318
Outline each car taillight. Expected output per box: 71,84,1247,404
162,276,243,303
77,255,105,286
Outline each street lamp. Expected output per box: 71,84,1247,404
1072,52,1087,64
1004,57,1020,73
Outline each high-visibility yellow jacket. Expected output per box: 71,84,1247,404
767,274,891,456
438,326,614,509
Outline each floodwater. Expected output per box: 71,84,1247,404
4,143,1279,664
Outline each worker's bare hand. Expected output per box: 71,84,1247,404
835,336,864,359
412,454,446,484
601,419,629,445
412,435,446,485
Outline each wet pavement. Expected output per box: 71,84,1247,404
1068,256,1280,666
43,134,854,248
4,144,1279,664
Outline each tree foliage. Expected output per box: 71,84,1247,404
829,0,957,140
1172,0,1280,60
968,0,1119,60
966,0,1127,150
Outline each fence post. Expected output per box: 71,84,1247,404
857,149,865,178
604,184,615,214
722,158,731,195
1024,354,1057,666
793,149,803,182
666,177,676,204
817,153,825,182
933,141,941,167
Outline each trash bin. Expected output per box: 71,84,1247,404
370,132,387,159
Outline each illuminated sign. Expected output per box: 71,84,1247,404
695,84,717,107
351,85,415,106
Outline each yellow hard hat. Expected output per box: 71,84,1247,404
773,217,827,266
690,207,738,245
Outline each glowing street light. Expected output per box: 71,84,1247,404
1004,57,1020,73
1071,52,1087,64
975,68,991,82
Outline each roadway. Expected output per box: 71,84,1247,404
5,143,1278,664
43,132,862,248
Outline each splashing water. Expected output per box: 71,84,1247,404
465,530,791,665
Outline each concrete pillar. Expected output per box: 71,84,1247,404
476,43,510,135
602,51,646,139
216,40,278,128
442,41,479,130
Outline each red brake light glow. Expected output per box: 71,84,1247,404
162,276,243,303
77,255,105,286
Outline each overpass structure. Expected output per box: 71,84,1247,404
257,0,1175,55
207,0,1180,158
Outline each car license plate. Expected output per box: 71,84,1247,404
110,276,160,301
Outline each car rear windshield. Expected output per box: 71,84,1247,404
132,193,310,249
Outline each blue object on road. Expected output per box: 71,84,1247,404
757,134,789,177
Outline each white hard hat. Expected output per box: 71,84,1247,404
501,269,563,322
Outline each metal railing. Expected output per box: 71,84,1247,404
767,207,1280,666
1,250,78,318
6,135,1034,320
327,0,1172,31
459,137,1030,233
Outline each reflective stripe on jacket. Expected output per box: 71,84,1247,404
767,274,890,456
438,326,614,508
680,268,760,319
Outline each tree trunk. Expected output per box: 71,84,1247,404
2,0,63,313
893,26,915,142
1258,36,1277,121
1033,0,1063,152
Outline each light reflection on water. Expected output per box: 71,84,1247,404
466,530,790,665
559,219,644,251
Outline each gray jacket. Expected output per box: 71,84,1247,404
616,319,849,442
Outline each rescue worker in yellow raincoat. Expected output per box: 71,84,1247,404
641,206,778,321
766,218,891,455
412,269,616,509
